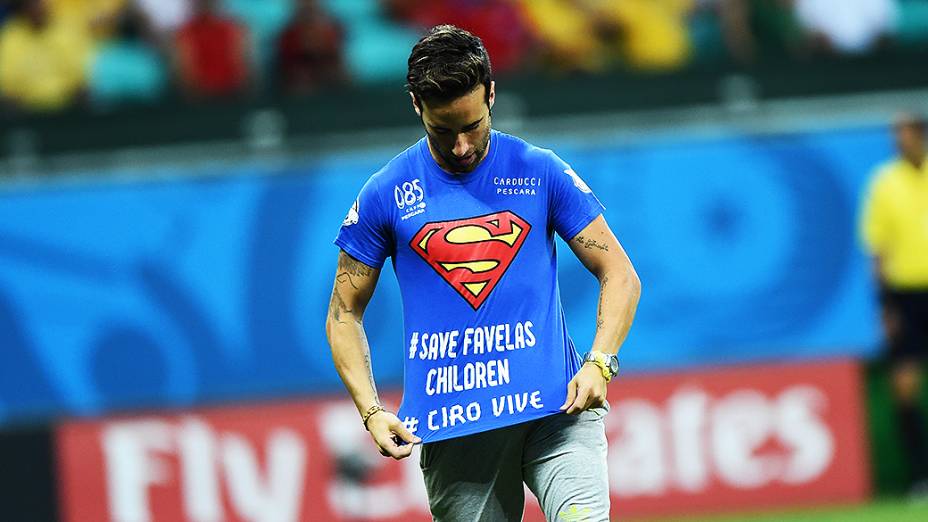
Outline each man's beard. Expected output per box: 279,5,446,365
429,126,491,174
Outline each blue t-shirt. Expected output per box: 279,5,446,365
334,130,604,443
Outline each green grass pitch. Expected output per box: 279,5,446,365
645,500,928,522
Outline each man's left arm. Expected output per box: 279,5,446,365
560,214,641,414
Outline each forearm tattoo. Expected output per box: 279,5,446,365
596,275,608,330
364,350,379,400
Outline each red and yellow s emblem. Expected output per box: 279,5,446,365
410,211,531,309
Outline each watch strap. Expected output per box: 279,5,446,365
583,351,618,382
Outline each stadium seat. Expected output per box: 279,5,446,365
345,19,421,82
223,0,296,75
689,10,727,63
321,0,421,82
321,0,378,20
89,41,167,106
897,0,928,44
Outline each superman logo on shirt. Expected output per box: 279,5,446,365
410,211,531,309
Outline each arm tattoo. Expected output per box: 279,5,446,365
596,276,608,330
328,286,353,325
339,254,374,278
575,235,610,252
334,255,373,290
336,272,358,290
329,254,375,324
364,350,379,400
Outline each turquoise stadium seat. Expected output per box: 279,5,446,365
219,0,417,83
223,0,296,75
344,19,421,82
689,10,727,63
897,0,928,44
89,41,167,106
321,0,379,20
321,0,421,82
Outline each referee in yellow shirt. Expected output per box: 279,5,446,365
860,113,928,495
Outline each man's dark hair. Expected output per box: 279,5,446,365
406,25,493,108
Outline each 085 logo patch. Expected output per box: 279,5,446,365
395,179,427,220
410,211,530,309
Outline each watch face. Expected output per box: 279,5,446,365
608,355,619,375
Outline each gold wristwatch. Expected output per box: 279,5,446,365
582,350,620,382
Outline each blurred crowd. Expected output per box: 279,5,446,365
1,0,927,113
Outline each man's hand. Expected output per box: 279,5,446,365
560,363,608,415
366,410,422,459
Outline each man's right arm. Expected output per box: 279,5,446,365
325,250,420,459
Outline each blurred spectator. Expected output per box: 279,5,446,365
88,5,166,107
173,0,250,98
382,0,438,25
860,113,928,496
132,0,190,37
277,0,347,94
697,0,804,64
589,0,696,71
516,0,605,72
51,0,125,38
794,0,897,54
385,0,534,74
695,0,754,64
516,0,699,73
0,0,93,111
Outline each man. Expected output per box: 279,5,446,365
326,25,640,521
0,0,92,111
173,0,250,98
860,113,928,494
276,0,348,94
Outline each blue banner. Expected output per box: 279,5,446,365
0,126,886,424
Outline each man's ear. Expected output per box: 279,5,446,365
488,81,496,110
410,92,422,117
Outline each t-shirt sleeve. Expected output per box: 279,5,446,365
545,150,605,241
334,176,393,268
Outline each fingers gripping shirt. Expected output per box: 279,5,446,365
334,131,604,442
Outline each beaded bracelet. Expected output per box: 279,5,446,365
361,404,386,431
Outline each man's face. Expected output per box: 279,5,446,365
415,83,495,174
895,120,926,164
